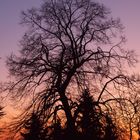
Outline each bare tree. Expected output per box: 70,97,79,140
5,0,137,138
118,90,140,140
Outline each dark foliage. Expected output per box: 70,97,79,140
20,90,120,140
21,113,44,140
76,89,103,140
104,115,119,140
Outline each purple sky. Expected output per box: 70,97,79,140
0,0,140,81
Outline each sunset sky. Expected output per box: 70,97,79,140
0,1,140,139
0,0,140,82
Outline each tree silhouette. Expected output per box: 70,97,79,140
0,106,5,140
104,114,119,140
5,0,137,139
21,113,44,140
76,89,103,139
51,118,63,140
75,89,121,140
0,106,4,119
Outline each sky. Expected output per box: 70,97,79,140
0,0,140,82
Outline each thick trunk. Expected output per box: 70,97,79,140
57,66,77,137
60,92,76,134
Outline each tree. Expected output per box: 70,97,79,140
104,114,119,140
0,106,4,119
75,89,122,140
21,113,44,140
76,89,103,139
6,0,136,139
117,90,140,140
0,106,6,139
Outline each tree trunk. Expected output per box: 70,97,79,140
60,92,76,137
129,127,132,140
57,67,77,137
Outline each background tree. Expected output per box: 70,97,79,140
104,114,119,140
75,89,103,139
5,0,137,139
21,112,44,140
117,89,140,140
